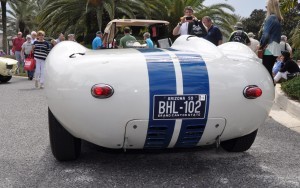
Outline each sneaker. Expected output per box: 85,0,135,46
40,83,44,89
35,80,39,88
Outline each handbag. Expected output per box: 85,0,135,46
24,53,36,71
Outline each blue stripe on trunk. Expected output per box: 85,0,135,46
168,51,210,148
137,49,176,149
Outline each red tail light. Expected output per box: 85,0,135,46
91,84,114,98
243,85,262,99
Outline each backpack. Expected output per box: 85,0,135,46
229,30,249,44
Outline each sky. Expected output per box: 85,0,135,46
203,0,267,18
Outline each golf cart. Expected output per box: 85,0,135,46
102,19,172,48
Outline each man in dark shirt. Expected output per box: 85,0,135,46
228,22,251,45
202,16,222,46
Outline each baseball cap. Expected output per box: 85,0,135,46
96,31,102,35
248,32,255,38
234,22,243,29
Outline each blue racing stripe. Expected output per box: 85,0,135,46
137,48,176,149
168,50,210,148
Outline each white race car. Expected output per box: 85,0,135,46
46,35,274,161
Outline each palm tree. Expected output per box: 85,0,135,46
280,0,298,13
1,0,9,53
8,0,39,35
1,0,26,53
143,0,236,39
37,0,145,37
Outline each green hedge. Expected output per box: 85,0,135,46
281,76,300,100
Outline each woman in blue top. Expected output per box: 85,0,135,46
259,0,283,82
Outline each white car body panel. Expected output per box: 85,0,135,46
45,35,274,149
0,57,18,76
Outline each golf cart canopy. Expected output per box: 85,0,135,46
103,19,170,47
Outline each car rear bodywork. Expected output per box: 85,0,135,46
46,35,274,154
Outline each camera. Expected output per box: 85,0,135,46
185,16,193,21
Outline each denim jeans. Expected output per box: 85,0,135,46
15,51,23,73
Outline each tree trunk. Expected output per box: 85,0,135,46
1,0,8,54
96,5,103,31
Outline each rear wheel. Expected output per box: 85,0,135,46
0,75,12,83
48,108,81,161
221,129,258,152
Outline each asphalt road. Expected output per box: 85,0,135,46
1,77,300,188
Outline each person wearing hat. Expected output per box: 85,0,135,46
274,51,300,83
21,35,34,80
92,31,103,50
228,22,251,45
248,32,259,53
119,27,137,48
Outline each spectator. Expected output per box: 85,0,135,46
13,32,25,74
50,39,57,49
31,31,37,44
21,35,34,80
172,6,207,38
55,33,65,44
68,34,76,41
119,27,137,48
0,50,6,56
272,56,284,76
92,31,103,50
248,32,260,53
32,30,50,89
202,16,223,46
280,35,292,57
259,0,283,81
228,22,251,46
143,32,154,48
274,51,300,83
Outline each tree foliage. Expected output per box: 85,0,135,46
242,9,266,39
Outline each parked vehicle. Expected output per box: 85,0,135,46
45,21,274,161
102,19,171,48
0,57,18,83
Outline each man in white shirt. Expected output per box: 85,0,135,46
280,35,292,57
173,6,198,36
248,32,259,53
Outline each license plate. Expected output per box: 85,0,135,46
153,94,207,120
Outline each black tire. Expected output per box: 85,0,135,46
48,108,81,161
0,75,12,83
221,129,258,152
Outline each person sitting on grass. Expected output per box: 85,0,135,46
274,51,300,83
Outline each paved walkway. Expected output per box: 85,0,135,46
269,84,300,133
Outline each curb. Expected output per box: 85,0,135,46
274,84,300,121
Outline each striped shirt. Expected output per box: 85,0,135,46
33,41,50,60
